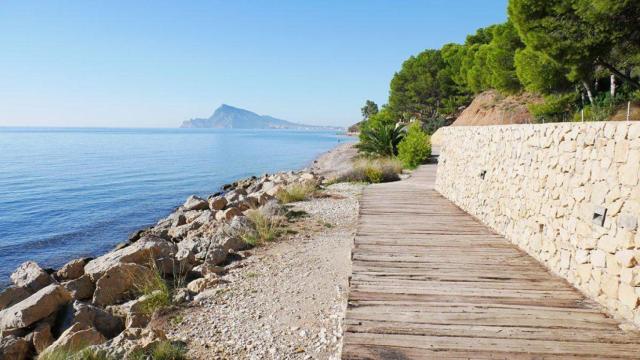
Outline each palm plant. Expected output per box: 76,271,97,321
356,122,406,157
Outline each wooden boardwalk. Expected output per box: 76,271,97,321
342,164,640,359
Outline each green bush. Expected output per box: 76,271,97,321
356,110,405,157
529,92,578,123
398,122,431,169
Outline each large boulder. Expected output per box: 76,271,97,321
0,336,30,360
62,274,95,301
84,236,177,280
59,301,124,339
213,216,253,252
86,327,166,359
0,286,32,311
204,246,228,266
215,207,242,222
26,321,54,354
208,196,227,211
109,291,161,329
56,258,87,281
183,195,209,211
10,261,53,293
167,222,200,240
40,322,106,357
0,284,71,331
92,263,156,307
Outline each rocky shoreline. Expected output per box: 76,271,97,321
0,143,359,359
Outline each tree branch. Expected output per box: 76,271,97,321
597,60,640,89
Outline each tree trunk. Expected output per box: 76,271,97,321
611,75,616,98
582,81,595,104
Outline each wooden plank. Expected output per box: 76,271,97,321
342,164,640,359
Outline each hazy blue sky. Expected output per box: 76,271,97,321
0,1,507,128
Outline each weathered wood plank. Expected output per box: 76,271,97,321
342,164,640,359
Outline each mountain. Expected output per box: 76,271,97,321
180,104,339,130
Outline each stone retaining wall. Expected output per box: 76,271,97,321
435,122,640,326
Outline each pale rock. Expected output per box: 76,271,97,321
0,284,71,331
41,322,106,356
56,258,87,281
601,274,619,298
86,327,166,359
577,263,592,283
616,250,637,268
614,141,629,162
598,235,618,254
187,275,221,293
204,246,228,266
30,321,54,354
84,236,177,280
575,249,590,264
619,283,639,309
618,215,638,231
182,195,209,211
62,274,95,300
10,261,53,293
68,301,124,338
591,249,606,268
606,253,622,275
0,286,32,311
620,268,640,286
92,263,155,307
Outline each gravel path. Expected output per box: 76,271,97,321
163,182,363,359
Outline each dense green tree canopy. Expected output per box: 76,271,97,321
367,0,640,128
360,100,379,120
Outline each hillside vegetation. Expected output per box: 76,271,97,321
359,0,640,134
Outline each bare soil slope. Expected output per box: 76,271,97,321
451,90,541,126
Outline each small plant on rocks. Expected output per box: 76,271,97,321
276,181,317,203
128,341,188,360
135,261,171,315
241,208,284,246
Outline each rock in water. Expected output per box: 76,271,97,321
0,284,71,331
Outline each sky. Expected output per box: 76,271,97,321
0,1,508,128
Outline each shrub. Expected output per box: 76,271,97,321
128,341,187,360
275,181,317,204
356,110,405,157
241,208,284,246
39,348,113,360
529,92,578,123
336,157,403,183
398,122,431,169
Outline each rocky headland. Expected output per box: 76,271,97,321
0,143,360,360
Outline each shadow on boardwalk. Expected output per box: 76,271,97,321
342,164,640,359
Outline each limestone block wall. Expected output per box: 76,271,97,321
435,122,640,326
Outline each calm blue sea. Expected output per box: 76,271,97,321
0,128,351,286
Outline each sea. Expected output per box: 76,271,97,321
0,127,351,286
